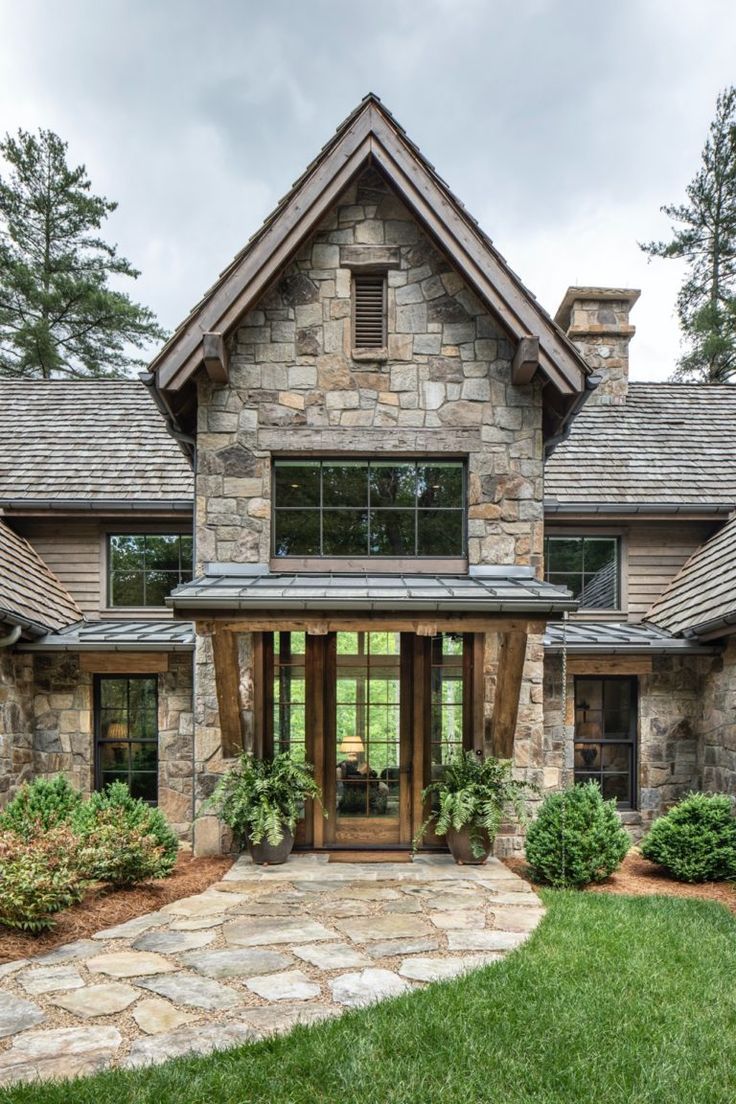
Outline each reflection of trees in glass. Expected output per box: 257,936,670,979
109,534,193,606
544,536,618,607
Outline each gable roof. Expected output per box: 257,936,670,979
150,94,588,400
646,512,736,638
0,520,82,634
545,383,736,511
0,380,193,509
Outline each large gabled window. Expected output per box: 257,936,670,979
272,459,466,558
108,534,193,607
544,535,620,609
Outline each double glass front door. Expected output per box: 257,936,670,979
265,629,473,848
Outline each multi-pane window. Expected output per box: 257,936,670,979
545,536,619,609
273,632,306,762
574,677,637,808
335,631,401,818
95,676,158,803
429,633,465,782
108,534,193,607
273,459,465,557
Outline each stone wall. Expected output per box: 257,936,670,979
0,652,34,808
32,654,93,794
541,653,716,839
701,637,736,794
190,168,549,852
157,652,195,841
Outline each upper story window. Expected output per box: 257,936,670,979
353,273,387,350
108,534,193,607
544,535,619,609
273,459,465,558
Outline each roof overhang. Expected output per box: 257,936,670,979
0,499,193,516
149,95,589,415
544,620,720,655
544,502,735,521
18,620,196,652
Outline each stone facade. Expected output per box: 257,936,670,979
701,637,736,794
32,654,93,794
555,287,639,406
157,653,195,840
0,652,34,807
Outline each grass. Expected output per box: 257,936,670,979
3,891,736,1104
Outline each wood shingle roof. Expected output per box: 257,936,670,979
545,383,736,508
0,380,193,506
646,511,736,638
0,520,81,633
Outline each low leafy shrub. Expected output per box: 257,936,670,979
0,774,82,836
525,782,630,888
73,781,179,884
641,792,736,882
0,825,86,932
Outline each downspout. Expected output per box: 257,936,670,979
0,625,22,648
544,372,602,458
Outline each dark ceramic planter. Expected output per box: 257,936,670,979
445,826,493,865
247,827,295,865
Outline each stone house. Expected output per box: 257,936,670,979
1,95,735,854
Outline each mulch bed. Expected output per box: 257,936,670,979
506,850,736,914
0,852,233,964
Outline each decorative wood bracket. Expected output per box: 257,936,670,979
211,628,244,758
203,332,229,384
490,628,529,759
511,336,539,386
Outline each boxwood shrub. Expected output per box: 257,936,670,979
640,792,736,882
73,781,179,883
0,774,82,835
525,782,630,888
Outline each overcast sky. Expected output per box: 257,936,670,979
1,0,734,380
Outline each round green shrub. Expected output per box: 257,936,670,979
525,782,630,888
0,774,82,836
0,825,86,932
73,780,179,882
640,792,736,882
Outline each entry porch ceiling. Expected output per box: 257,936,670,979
168,569,577,617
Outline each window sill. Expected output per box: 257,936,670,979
270,557,468,574
101,608,174,620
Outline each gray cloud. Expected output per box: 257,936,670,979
0,0,734,378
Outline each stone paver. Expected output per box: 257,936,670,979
0,853,543,1086
18,964,84,995
330,968,409,1008
0,994,45,1039
132,999,197,1035
134,972,243,1010
180,947,292,979
86,951,176,978
52,983,139,1018
246,970,321,1002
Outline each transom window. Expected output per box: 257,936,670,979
273,459,465,557
108,534,193,607
94,676,159,804
574,677,637,808
544,535,619,609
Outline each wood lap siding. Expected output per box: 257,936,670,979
627,523,717,620
14,521,101,615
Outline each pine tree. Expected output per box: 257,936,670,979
0,128,166,378
641,86,736,382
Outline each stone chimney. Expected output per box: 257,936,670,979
554,287,640,405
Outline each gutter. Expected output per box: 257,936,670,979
544,502,734,517
544,372,602,458
0,624,21,648
0,498,193,514
683,610,736,641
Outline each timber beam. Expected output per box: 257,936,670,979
210,627,244,758
202,332,229,384
490,628,529,759
195,616,548,636
511,336,540,386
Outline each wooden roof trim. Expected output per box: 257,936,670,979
153,95,588,396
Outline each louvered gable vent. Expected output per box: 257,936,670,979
353,273,387,348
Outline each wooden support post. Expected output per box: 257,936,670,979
203,332,229,384
211,628,243,758
511,336,539,386
491,629,528,759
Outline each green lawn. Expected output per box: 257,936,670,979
3,891,736,1104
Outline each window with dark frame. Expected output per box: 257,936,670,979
574,676,637,808
94,675,159,804
352,272,387,349
272,459,466,558
108,534,193,607
544,535,619,609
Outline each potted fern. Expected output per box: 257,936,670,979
414,751,534,863
205,752,324,864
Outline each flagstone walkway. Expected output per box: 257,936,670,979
0,853,544,1087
